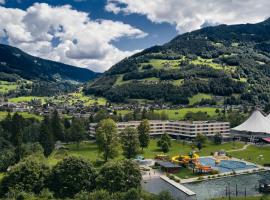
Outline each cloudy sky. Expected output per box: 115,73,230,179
0,0,270,72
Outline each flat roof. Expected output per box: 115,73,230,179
156,161,181,168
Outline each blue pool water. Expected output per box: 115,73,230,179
199,157,257,173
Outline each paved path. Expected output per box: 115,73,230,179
227,143,250,152
142,167,164,181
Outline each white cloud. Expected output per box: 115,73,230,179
0,0,5,5
106,0,270,32
0,3,147,72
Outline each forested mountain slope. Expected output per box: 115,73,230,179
84,18,270,105
0,44,98,96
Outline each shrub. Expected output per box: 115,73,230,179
0,157,50,196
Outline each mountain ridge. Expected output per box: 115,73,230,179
84,18,270,106
0,44,98,83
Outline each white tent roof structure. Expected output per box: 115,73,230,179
232,110,270,134
267,113,270,120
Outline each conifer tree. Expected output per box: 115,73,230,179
39,116,54,157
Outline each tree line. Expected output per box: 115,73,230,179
0,111,87,172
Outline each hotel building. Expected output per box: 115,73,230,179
89,120,230,139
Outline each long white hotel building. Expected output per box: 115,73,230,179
89,120,230,139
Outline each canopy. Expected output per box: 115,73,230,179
232,110,270,134
267,113,270,120
262,137,270,143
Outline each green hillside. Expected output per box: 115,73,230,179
84,18,270,106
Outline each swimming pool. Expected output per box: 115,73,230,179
199,157,257,173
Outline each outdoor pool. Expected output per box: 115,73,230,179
199,157,257,173
184,171,270,200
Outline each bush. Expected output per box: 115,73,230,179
0,157,50,196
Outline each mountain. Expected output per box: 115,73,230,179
0,44,98,83
84,18,270,106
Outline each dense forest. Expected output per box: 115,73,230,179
84,18,270,106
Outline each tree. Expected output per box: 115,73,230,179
51,110,64,141
94,110,109,123
49,156,97,198
157,133,171,153
213,133,222,145
96,160,141,193
161,142,169,153
22,122,40,143
137,120,150,151
11,113,24,162
74,189,140,200
197,142,202,151
0,158,50,196
96,119,119,162
68,118,86,148
195,133,208,145
141,108,147,119
157,191,174,200
39,116,54,157
120,127,140,159
0,148,15,172
0,112,12,141
21,142,44,158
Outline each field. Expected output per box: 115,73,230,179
154,107,218,120
0,81,17,94
190,57,236,72
70,92,107,106
8,96,47,104
188,93,212,105
0,111,43,121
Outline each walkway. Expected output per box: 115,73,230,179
227,143,250,152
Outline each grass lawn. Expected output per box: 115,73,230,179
48,140,244,165
141,59,182,69
70,92,107,106
190,57,236,72
230,145,270,165
0,111,43,121
142,140,244,159
188,93,212,105
47,142,110,165
8,96,46,104
171,79,184,86
154,107,218,120
114,75,131,86
174,167,199,179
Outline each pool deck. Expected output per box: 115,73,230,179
179,167,269,184
169,156,269,184
160,175,196,196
